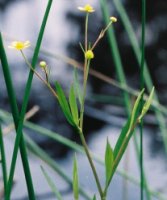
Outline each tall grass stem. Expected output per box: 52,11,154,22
0,33,36,200
0,123,7,194
140,0,146,199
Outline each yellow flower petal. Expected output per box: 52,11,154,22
78,4,95,13
8,40,31,50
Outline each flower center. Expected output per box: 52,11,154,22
16,42,24,50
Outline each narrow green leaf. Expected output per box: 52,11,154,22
55,82,75,126
129,89,145,130
105,139,114,186
69,84,79,125
73,154,79,200
73,68,82,106
113,90,145,172
92,195,96,200
41,166,63,200
139,87,155,121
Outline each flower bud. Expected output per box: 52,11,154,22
85,50,94,60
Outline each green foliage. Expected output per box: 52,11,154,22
105,139,114,187
73,68,82,106
73,154,79,200
129,89,145,130
139,87,155,121
55,81,75,126
69,84,79,125
41,166,63,200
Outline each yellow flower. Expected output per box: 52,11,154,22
78,4,95,13
110,16,117,23
85,50,94,59
8,41,30,50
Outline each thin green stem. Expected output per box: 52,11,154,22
91,21,112,50
0,124,7,194
78,59,104,198
21,51,58,98
80,60,90,130
0,33,36,200
78,128,103,199
85,13,89,51
140,0,146,199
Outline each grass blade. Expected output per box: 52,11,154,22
5,1,53,198
0,33,36,199
73,154,79,200
41,166,63,200
0,123,7,194
113,0,167,152
99,1,151,199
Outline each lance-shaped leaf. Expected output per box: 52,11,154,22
41,166,63,200
105,139,114,186
69,84,79,125
112,89,145,178
92,195,96,200
73,154,79,200
73,68,82,106
139,87,155,121
129,88,145,130
55,82,75,126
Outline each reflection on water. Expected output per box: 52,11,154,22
0,0,167,199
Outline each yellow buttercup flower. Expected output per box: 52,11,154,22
8,41,30,50
110,16,117,23
78,4,95,13
85,50,94,60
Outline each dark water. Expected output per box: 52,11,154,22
0,0,167,199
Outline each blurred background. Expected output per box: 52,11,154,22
0,0,167,199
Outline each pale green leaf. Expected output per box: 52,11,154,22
105,139,114,186
41,166,63,200
139,87,155,121
73,68,82,106
73,154,79,200
129,88,145,130
55,82,75,126
69,84,79,125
